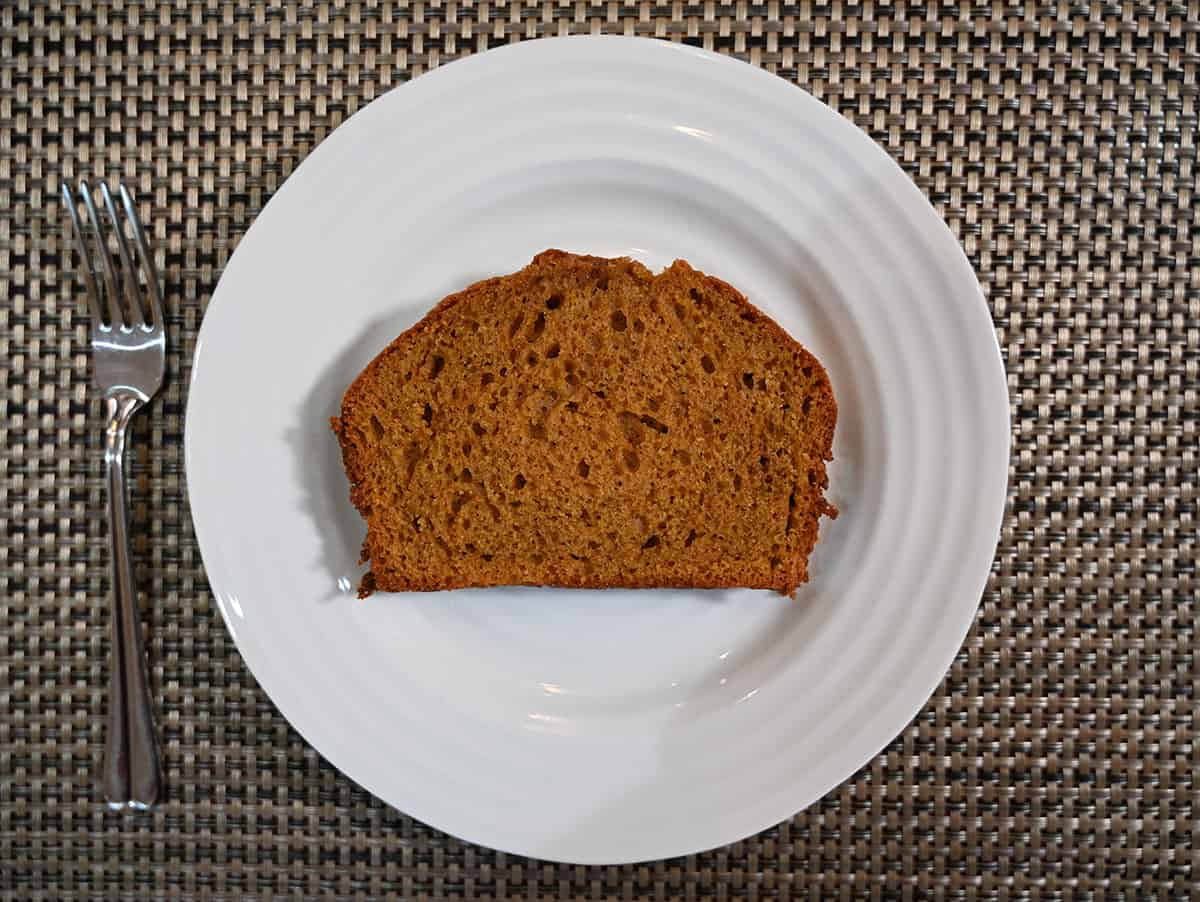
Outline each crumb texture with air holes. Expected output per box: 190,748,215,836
331,250,837,597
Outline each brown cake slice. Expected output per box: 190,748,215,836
331,250,837,596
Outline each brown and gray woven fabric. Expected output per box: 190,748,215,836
1,0,1195,898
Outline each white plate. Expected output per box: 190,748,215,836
186,36,1009,864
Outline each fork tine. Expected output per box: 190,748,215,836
100,183,146,329
118,184,163,329
60,183,106,328
80,183,126,328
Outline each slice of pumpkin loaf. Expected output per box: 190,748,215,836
331,250,837,597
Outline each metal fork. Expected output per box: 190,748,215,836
61,182,165,810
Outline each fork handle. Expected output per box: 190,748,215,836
101,391,161,810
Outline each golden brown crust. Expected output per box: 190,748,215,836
332,250,837,597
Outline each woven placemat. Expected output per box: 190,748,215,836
2,0,1195,897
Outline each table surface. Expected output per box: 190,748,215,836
2,1,1195,898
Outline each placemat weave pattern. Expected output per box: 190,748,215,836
2,1,1195,897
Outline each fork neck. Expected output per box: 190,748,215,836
104,391,144,467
